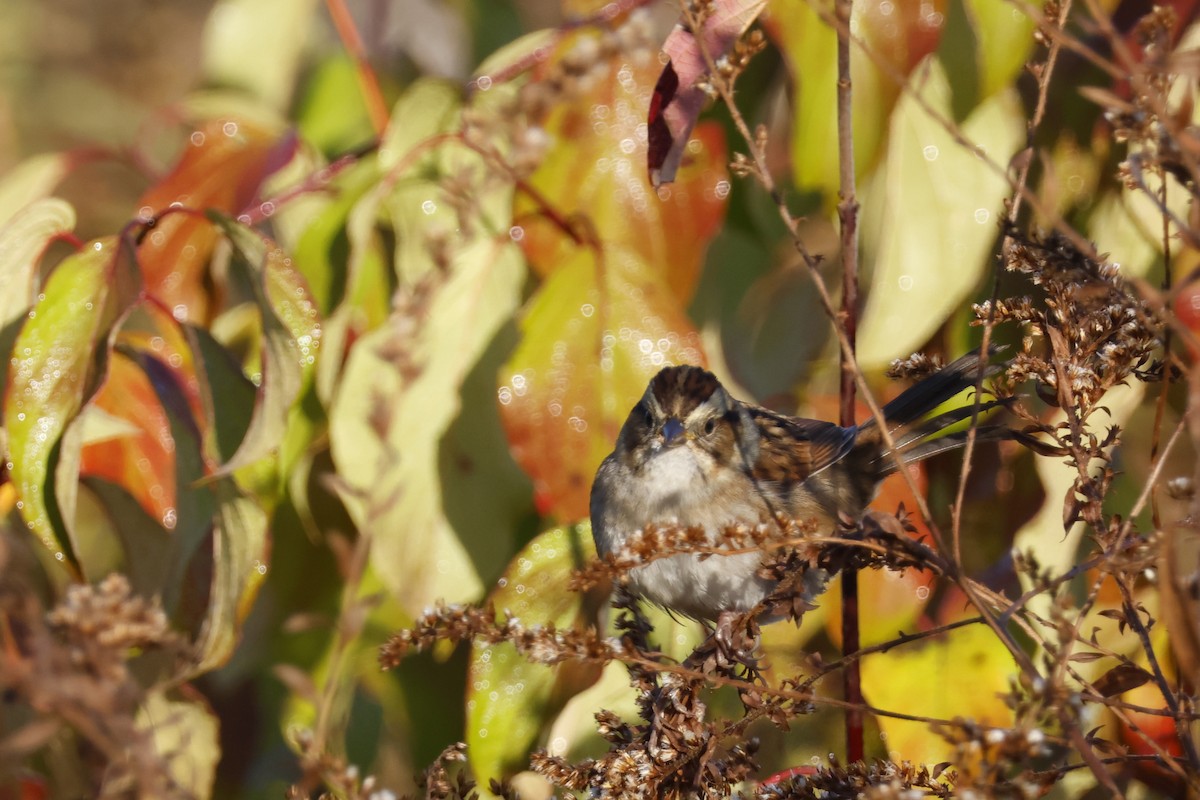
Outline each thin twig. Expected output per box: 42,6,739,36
324,0,390,136
1116,576,1200,768
1150,161,1174,531
833,0,863,765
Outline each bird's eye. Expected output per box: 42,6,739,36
703,418,716,435
641,405,654,426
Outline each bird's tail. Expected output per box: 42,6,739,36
862,350,1010,476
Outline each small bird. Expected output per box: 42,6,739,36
589,353,1003,621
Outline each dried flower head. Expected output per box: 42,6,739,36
978,232,1162,414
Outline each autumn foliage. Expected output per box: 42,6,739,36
1,0,1199,798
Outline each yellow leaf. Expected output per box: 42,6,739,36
137,690,220,799
331,79,528,613
858,58,1023,367
202,0,319,110
862,622,1016,763
0,198,75,329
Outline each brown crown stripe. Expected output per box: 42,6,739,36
650,365,720,417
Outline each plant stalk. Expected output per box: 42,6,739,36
834,0,863,765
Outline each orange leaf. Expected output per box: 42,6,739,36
501,39,728,520
515,36,728,303
1117,664,1187,796
859,0,945,76
79,302,206,529
136,119,294,323
825,463,935,646
79,354,177,529
500,248,706,520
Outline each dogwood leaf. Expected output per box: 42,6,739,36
857,59,1022,366
468,524,600,788
5,239,140,570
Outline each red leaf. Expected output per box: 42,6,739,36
648,0,767,186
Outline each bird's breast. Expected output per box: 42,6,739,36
618,445,765,527
635,446,706,511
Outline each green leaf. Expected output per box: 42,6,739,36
368,80,461,285
187,324,257,465
264,246,323,486
468,524,598,786
251,137,330,269
157,407,217,636
78,325,208,620
292,162,381,317
691,227,830,400
54,399,94,579
330,79,527,613
378,80,461,173
343,81,461,291
295,55,379,156
208,216,319,482
963,0,1035,101
772,0,941,199
79,305,268,673
63,480,124,581
280,558,411,765
193,478,269,673
857,58,1023,367
4,238,138,569
84,478,174,599
770,0,840,196
114,334,264,674
330,237,526,612
301,162,393,407
322,84,475,411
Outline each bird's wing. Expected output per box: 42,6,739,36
745,407,857,486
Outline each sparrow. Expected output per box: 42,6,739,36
589,352,1002,621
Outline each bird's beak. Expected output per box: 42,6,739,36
661,417,685,446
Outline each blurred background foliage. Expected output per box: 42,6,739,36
0,0,1196,797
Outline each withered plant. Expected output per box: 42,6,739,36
378,2,1200,799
